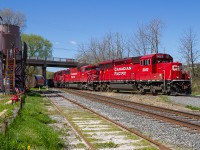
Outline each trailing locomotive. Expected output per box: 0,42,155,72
52,53,191,95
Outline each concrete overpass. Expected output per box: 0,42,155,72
26,56,79,83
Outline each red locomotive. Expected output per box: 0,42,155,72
52,53,191,95
52,70,67,87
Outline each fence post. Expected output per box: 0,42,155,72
20,97,22,111
3,120,8,135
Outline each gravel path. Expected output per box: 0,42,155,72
169,96,200,107
56,89,200,150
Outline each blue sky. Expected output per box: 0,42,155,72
1,0,200,72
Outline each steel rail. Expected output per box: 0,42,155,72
64,89,200,133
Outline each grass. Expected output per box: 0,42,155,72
131,139,152,146
119,132,140,140
158,95,172,103
72,143,86,149
186,105,200,110
135,147,158,150
0,91,65,150
94,141,118,149
192,77,200,95
0,95,19,123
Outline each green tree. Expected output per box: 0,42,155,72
21,34,53,88
21,34,53,58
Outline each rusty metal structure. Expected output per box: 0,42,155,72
0,20,26,94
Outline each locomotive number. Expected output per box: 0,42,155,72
142,68,149,72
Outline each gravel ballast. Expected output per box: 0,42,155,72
170,96,200,107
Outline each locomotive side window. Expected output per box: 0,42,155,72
147,59,150,65
141,59,150,66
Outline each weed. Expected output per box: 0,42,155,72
72,143,86,148
131,139,151,146
94,141,118,149
135,147,158,150
186,105,200,110
159,95,171,103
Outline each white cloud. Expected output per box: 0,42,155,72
69,40,77,45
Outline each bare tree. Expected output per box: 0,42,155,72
115,32,125,59
148,19,164,53
132,19,164,55
76,44,91,64
133,24,149,55
126,39,132,57
76,32,128,64
0,8,26,29
179,28,199,77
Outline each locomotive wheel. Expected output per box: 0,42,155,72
150,87,157,96
166,91,171,95
100,86,104,91
139,87,145,95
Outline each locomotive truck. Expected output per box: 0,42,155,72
52,53,191,95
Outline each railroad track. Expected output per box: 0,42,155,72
62,89,200,133
43,89,170,150
112,90,200,99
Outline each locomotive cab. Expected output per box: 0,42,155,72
80,65,99,82
138,53,191,95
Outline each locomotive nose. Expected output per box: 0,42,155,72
171,63,182,79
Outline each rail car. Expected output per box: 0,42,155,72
53,53,191,95
26,75,45,88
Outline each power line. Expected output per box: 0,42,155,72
53,47,79,51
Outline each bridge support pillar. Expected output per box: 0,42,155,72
42,66,46,86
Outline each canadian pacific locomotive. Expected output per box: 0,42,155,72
52,53,191,95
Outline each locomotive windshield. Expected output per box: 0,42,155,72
153,58,173,64
85,66,99,71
